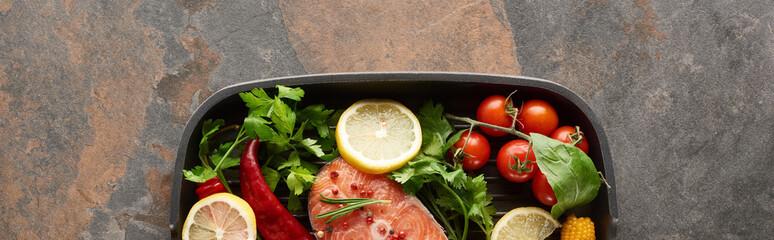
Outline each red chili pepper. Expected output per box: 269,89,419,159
239,140,314,240
195,177,226,199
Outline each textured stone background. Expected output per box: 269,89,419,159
1,0,772,239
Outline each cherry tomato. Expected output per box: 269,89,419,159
476,95,514,137
496,140,536,183
532,169,557,206
549,126,589,154
449,131,491,171
516,99,558,136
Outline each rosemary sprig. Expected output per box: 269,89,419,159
314,194,391,224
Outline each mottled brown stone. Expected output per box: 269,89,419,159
0,64,9,116
632,0,667,43
149,143,176,162
279,0,520,75
156,35,220,124
174,0,222,13
0,0,164,238
136,169,173,229
0,0,11,13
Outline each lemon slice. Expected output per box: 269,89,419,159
182,193,257,240
335,99,422,174
491,207,561,240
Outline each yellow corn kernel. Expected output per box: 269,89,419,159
560,214,595,240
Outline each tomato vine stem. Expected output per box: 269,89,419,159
444,114,532,141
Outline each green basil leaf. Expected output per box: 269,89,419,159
531,133,600,219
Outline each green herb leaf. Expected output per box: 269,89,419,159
288,193,302,213
270,97,296,136
441,165,465,189
389,101,495,239
183,166,216,183
277,85,305,101
390,157,448,195
239,89,274,116
320,149,340,161
461,175,494,230
210,142,240,169
297,104,335,138
286,166,316,195
261,166,281,192
300,160,320,174
291,120,308,141
243,109,276,140
267,134,291,148
434,184,463,214
278,151,301,170
531,133,601,219
201,119,225,136
298,138,325,157
417,101,455,159
198,119,225,166
442,129,466,154
316,137,339,161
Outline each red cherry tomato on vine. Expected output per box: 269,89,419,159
532,169,557,206
549,126,589,154
476,95,514,137
496,139,536,183
449,131,490,171
516,99,558,136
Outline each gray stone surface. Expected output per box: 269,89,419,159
504,0,774,238
1,0,772,239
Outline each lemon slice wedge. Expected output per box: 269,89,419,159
491,207,561,240
182,193,257,240
335,99,422,174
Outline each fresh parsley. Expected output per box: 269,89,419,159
183,86,340,212
183,118,236,193
238,86,339,212
390,101,495,240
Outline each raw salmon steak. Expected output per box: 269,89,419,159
308,158,448,240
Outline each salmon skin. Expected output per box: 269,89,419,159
308,158,448,240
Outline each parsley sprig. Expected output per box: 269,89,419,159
184,86,340,212
183,119,241,193
239,86,340,211
389,101,495,240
